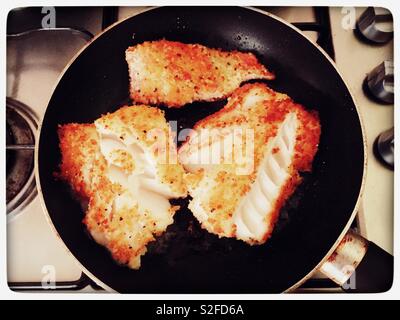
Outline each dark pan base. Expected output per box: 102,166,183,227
38,7,364,293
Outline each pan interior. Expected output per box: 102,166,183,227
38,7,364,293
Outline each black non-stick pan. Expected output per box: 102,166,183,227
36,6,393,293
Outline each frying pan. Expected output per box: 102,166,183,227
36,6,393,293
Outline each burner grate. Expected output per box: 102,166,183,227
292,7,335,60
6,97,38,219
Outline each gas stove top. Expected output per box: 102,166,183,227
6,6,393,293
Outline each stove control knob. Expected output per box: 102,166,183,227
364,60,394,104
374,127,394,170
356,7,393,44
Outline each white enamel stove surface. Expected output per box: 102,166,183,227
6,31,89,284
329,7,393,255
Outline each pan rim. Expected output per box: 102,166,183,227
34,5,367,294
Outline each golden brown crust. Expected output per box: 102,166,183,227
180,83,321,243
126,40,275,108
57,105,186,269
57,124,143,267
57,123,105,200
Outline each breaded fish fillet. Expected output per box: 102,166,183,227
58,105,187,269
126,40,275,108
179,83,321,244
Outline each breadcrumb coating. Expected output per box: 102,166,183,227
126,40,274,108
179,83,321,244
57,105,186,269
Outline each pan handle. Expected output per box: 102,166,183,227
318,229,393,293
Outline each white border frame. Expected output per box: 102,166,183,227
1,0,398,300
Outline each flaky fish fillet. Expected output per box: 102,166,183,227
58,105,187,269
126,40,274,108
179,83,321,244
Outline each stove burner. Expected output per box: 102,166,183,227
6,97,38,218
